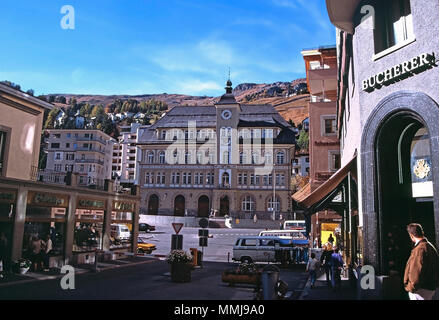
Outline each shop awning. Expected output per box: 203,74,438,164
293,155,357,211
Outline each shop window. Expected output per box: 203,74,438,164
74,209,104,253
22,206,66,259
110,211,134,250
373,0,414,54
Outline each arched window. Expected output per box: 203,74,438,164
241,196,255,211
276,151,285,164
267,196,280,212
265,152,272,165
223,151,229,164
221,172,230,187
239,152,248,164
147,152,154,164
159,151,165,164
252,152,260,165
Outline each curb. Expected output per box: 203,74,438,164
0,257,160,289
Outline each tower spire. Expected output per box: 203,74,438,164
225,68,232,94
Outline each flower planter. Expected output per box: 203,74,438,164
221,272,261,286
170,262,192,283
19,267,30,275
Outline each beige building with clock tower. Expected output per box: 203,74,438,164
136,80,296,226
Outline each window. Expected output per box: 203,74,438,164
325,118,336,135
276,173,285,186
243,173,248,185
66,143,70,148
54,164,62,172
66,154,75,160
241,196,255,211
145,172,153,184
171,172,180,185
148,152,154,164
221,172,230,187
66,133,71,138
252,152,260,165
0,131,7,175
374,0,414,54
268,196,280,212
241,239,258,246
51,143,60,149
276,151,285,164
222,151,229,164
329,151,341,172
53,134,61,139
206,173,214,185
263,174,272,186
265,152,272,165
55,153,62,160
159,152,165,164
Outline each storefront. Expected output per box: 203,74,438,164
110,200,136,252
23,192,69,261
0,176,140,266
0,189,16,267
326,0,439,299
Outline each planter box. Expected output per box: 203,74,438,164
221,272,261,287
170,262,192,283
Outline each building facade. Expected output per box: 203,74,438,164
44,129,115,187
325,0,439,298
293,47,341,246
112,123,143,185
136,81,296,225
0,85,140,267
292,151,310,177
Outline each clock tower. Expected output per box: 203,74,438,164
215,78,241,176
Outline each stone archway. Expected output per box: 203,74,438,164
174,195,185,217
197,195,209,218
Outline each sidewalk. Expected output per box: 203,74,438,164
0,255,159,288
299,271,358,300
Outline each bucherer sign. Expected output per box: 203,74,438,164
362,52,436,92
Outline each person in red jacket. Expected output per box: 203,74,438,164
404,223,439,300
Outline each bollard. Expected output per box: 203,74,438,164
261,265,280,300
227,252,230,263
93,250,99,273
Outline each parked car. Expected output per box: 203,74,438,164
139,223,156,232
137,238,156,254
232,236,294,264
110,224,131,241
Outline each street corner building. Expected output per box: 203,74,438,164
312,0,439,298
0,83,141,267
135,80,296,229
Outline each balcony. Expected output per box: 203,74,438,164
219,183,231,189
308,67,337,96
75,147,106,155
75,137,107,145
75,159,104,165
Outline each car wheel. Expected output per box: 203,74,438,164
137,249,144,254
241,257,252,264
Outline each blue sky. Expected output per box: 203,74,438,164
0,0,335,96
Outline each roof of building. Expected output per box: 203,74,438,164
0,83,54,110
137,81,296,145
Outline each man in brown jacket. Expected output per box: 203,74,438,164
404,223,439,300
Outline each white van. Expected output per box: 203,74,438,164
283,220,306,231
232,236,293,264
110,224,131,241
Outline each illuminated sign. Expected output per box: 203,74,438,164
113,201,135,212
28,192,69,208
362,53,436,92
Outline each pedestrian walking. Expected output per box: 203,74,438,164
30,236,44,272
306,252,320,288
320,243,333,288
328,233,334,245
404,223,439,300
43,234,53,272
331,246,344,291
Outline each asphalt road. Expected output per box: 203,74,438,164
0,259,308,300
139,225,263,261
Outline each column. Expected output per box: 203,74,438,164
132,203,139,254
11,186,27,261
64,192,77,265
102,198,113,251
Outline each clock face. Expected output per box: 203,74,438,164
221,110,232,120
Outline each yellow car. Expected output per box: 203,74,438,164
137,237,157,254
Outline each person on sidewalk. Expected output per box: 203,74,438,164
331,246,344,292
320,243,333,288
306,252,320,288
404,223,439,300
327,234,334,245
43,234,53,272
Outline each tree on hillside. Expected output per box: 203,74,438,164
43,108,60,129
90,104,105,118
56,96,67,104
48,95,55,103
296,130,309,151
